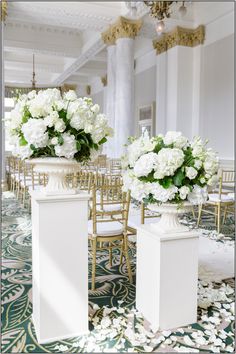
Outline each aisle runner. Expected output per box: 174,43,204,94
1,192,235,353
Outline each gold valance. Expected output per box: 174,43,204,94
153,25,205,55
102,16,142,46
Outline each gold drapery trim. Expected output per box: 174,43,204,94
153,25,205,55
101,16,142,46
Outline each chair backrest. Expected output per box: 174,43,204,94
141,202,160,224
91,183,131,236
218,169,235,196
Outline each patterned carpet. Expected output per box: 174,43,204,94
1,192,235,353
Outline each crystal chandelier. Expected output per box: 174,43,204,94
144,1,188,34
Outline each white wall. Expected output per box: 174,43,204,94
199,34,234,160
134,65,156,135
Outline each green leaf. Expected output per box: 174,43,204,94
58,135,64,146
173,169,185,186
98,137,107,145
30,144,36,151
19,137,27,146
22,109,31,124
76,141,81,151
160,177,172,189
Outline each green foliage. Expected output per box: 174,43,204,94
19,136,27,146
159,176,173,189
173,169,185,187
138,172,156,183
22,109,31,124
57,135,64,146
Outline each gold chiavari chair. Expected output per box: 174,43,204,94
88,183,132,291
197,170,235,233
109,158,122,175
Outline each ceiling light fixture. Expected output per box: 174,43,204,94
31,54,37,89
144,1,188,34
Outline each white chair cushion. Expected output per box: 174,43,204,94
228,192,235,199
88,220,124,237
97,203,122,212
208,193,234,202
128,214,160,229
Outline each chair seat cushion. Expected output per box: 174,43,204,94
208,193,234,202
97,203,122,212
88,220,124,237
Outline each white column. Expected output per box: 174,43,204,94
191,46,202,139
1,22,7,191
30,191,90,343
136,224,199,331
156,51,167,134
114,38,134,157
105,45,116,157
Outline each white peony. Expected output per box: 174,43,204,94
185,166,198,180
151,182,178,203
154,148,184,178
179,186,190,200
22,118,49,148
187,185,208,205
133,152,158,177
54,119,66,133
64,90,77,101
54,132,77,158
163,131,188,149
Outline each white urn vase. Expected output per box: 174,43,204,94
27,157,80,196
147,202,193,234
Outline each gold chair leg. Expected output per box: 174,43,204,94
91,238,97,291
215,206,217,226
222,205,228,225
197,204,202,227
217,203,221,234
192,206,196,218
123,236,132,284
120,242,124,265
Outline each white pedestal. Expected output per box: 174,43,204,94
136,224,199,332
30,190,90,343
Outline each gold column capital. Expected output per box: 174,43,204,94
102,16,142,45
61,84,77,94
101,75,107,87
1,0,7,22
153,25,205,55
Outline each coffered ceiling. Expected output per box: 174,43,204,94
3,1,234,91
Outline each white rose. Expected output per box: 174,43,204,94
64,90,77,101
70,114,84,130
179,186,190,200
207,174,218,188
133,152,158,177
54,100,65,111
191,137,205,159
54,120,66,133
185,166,198,180
194,159,202,170
51,137,58,145
200,177,206,184
91,104,100,114
163,131,188,149
55,132,77,159
203,151,219,175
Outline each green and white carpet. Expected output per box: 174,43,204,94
1,192,235,353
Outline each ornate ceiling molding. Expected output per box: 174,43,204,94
101,16,142,46
153,25,205,55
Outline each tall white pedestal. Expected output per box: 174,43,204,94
136,224,199,332
30,191,90,343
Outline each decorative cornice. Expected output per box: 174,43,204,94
101,75,107,87
1,0,7,22
153,25,205,55
101,16,142,45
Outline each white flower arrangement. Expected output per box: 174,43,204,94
122,131,219,205
8,88,113,162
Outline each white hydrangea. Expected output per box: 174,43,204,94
204,149,219,175
13,142,33,159
9,109,22,130
194,159,202,170
54,132,77,159
154,148,184,179
129,179,152,201
122,170,135,192
64,90,77,101
22,118,49,148
133,152,159,177
44,111,59,127
191,136,206,159
91,114,113,144
185,166,198,180
127,132,156,167
152,182,178,203
188,185,208,205
179,186,190,200
91,104,100,114
163,131,188,149
28,88,61,118
207,174,218,188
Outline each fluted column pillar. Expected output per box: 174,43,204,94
102,17,142,158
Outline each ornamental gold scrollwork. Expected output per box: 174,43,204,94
153,25,205,55
102,16,142,45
